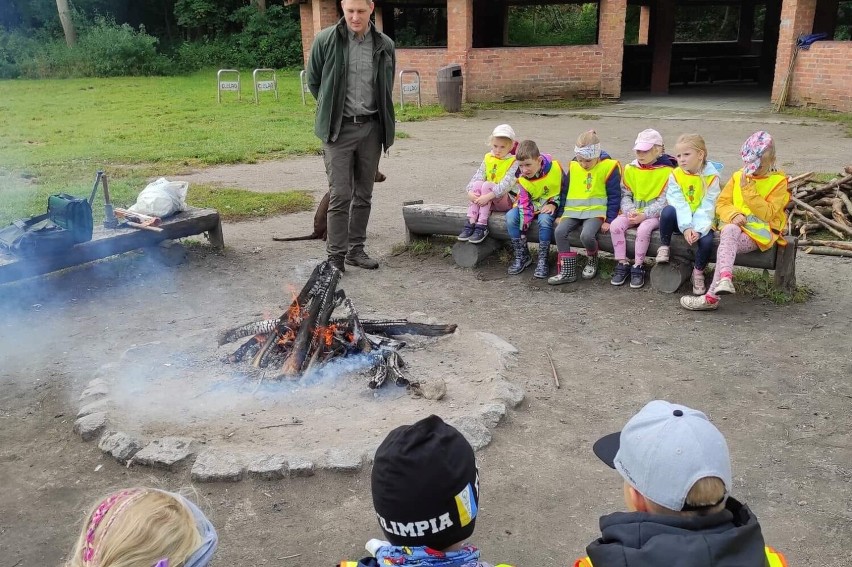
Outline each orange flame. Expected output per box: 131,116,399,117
313,324,339,348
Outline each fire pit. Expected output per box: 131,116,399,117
78,260,524,479
217,260,457,388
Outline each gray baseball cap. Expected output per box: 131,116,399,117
593,400,732,511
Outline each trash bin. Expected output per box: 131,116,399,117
436,64,463,113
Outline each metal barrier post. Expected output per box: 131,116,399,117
217,69,241,103
299,70,312,105
252,68,279,104
398,69,421,110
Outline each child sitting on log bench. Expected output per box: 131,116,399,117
505,140,567,277
609,129,678,289
457,124,519,245
548,130,622,285
657,134,723,295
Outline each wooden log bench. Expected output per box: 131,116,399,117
0,206,223,285
402,203,797,293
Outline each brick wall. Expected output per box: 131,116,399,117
396,49,452,104
784,42,852,112
464,47,605,102
772,0,816,103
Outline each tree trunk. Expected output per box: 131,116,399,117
255,0,266,13
56,0,76,47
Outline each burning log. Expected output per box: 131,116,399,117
217,260,457,388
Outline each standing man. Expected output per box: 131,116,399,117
307,0,396,272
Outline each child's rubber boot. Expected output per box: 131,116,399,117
507,237,532,275
548,252,578,285
533,240,551,279
582,252,599,279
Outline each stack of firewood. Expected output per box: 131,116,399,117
787,166,852,258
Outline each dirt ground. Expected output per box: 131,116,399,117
2,96,852,567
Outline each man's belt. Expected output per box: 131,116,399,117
342,114,377,124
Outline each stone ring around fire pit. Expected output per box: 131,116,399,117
71,265,526,483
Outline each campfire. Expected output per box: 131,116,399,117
217,261,457,388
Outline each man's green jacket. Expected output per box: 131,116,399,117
307,18,396,151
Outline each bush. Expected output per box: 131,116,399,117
173,5,303,71
15,17,171,78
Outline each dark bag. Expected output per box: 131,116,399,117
0,214,78,258
48,193,93,244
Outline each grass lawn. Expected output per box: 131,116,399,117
0,69,459,225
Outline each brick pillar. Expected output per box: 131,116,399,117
447,0,473,100
772,0,817,104
300,3,314,67
649,0,676,94
638,6,650,44
599,0,627,98
314,0,340,29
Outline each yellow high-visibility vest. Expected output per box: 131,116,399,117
731,171,787,250
517,160,565,210
562,159,619,219
622,164,673,211
483,152,516,184
672,167,717,213
575,545,787,567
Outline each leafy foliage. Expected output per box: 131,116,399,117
13,17,171,78
507,4,598,46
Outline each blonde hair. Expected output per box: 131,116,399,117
675,134,708,165
645,476,727,517
575,130,600,147
515,140,540,162
67,489,202,567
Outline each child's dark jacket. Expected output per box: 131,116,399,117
585,498,771,567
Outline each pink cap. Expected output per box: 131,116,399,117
633,129,664,151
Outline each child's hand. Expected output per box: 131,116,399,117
467,191,478,203
627,211,646,226
683,228,699,244
732,214,747,226
600,222,610,233
475,192,495,206
541,203,556,215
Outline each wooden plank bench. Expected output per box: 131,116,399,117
0,207,223,285
402,203,797,293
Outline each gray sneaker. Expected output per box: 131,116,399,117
345,249,379,269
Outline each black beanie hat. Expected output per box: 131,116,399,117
371,415,479,550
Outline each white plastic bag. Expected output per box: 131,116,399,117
128,178,189,218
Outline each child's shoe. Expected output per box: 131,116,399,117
457,222,475,241
582,253,599,279
656,245,670,264
680,294,718,311
548,252,578,285
692,269,706,295
468,224,489,244
715,276,736,295
629,264,645,289
533,240,551,278
610,262,630,286
507,237,532,275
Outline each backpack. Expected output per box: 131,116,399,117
48,193,93,244
0,214,78,258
